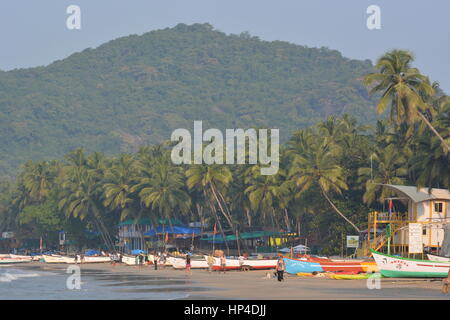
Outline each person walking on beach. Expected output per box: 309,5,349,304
185,254,192,276
154,254,159,270
276,257,285,282
220,255,226,274
74,254,78,264
207,254,215,273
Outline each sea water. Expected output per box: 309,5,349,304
0,265,218,300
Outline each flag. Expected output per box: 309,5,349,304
388,200,393,216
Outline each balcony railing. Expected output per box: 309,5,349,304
368,211,409,223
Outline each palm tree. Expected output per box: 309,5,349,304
59,165,115,251
186,164,238,254
287,130,361,233
20,160,57,204
138,161,191,223
357,144,408,204
364,50,450,152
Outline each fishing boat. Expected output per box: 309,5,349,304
427,254,450,263
6,254,33,262
283,256,376,274
42,255,75,264
172,256,208,269
206,256,278,270
76,255,111,263
0,255,32,264
371,249,450,278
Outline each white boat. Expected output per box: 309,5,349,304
205,256,277,270
0,256,32,264
42,255,75,264
9,254,33,262
172,257,208,269
122,254,138,265
77,255,111,263
427,254,450,262
372,249,450,278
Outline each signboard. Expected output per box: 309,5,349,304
1,232,14,239
346,235,359,248
409,223,423,254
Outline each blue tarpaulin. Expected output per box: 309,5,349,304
85,249,100,256
131,249,146,255
144,226,201,237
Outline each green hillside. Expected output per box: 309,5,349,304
0,23,378,177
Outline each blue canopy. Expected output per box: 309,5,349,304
144,226,201,237
131,249,146,255
85,249,100,256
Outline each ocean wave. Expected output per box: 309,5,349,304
0,270,41,283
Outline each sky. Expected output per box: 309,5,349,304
0,0,449,92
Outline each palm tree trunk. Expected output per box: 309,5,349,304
320,187,361,233
210,183,241,255
284,208,291,232
417,112,450,152
206,197,230,255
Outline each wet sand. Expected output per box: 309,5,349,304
11,262,450,300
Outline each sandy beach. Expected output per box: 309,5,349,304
8,262,450,300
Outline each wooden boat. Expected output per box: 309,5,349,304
284,256,374,274
172,257,209,269
0,255,32,264
43,255,75,264
206,256,278,270
371,249,450,278
427,254,450,263
327,273,370,280
77,255,110,263
6,254,33,262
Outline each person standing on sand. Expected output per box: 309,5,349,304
220,255,226,274
276,257,285,282
186,254,192,276
207,255,215,273
154,254,158,270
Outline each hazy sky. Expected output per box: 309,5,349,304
0,0,449,92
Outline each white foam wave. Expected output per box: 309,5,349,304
0,270,41,283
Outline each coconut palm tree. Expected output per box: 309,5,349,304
186,164,238,253
287,130,361,233
364,50,450,152
357,144,408,204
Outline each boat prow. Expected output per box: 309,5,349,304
371,249,450,278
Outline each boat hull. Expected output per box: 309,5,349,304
284,257,370,274
371,250,450,278
43,255,74,264
427,254,450,263
172,257,208,269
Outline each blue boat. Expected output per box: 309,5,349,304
284,257,324,274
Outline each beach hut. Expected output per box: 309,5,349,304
366,184,450,255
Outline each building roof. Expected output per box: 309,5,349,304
381,184,450,203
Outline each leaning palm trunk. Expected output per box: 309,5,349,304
284,208,291,231
320,186,361,233
417,112,450,153
206,197,230,255
210,183,241,255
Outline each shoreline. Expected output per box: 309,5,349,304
5,262,449,300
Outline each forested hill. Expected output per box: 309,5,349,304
0,23,378,177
